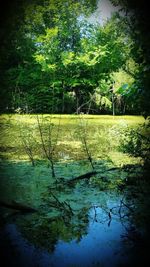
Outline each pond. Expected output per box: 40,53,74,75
0,193,132,267
0,114,149,267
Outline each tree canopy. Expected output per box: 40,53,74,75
0,0,149,116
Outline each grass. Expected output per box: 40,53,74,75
0,113,145,124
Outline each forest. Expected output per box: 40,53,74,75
0,0,150,116
0,1,150,267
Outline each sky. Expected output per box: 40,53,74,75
88,0,119,25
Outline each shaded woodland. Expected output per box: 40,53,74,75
0,0,149,117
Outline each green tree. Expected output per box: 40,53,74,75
110,0,150,117
0,0,97,113
34,13,131,114
1,0,139,115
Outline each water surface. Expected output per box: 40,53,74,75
0,115,146,266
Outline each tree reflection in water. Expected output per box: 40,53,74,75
1,191,136,267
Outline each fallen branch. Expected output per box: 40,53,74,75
67,171,97,184
0,200,37,213
106,167,119,171
66,167,119,185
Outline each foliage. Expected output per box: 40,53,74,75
110,0,150,117
0,0,144,115
118,124,150,165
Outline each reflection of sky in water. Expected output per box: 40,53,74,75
50,203,129,267
52,221,126,267
1,199,131,267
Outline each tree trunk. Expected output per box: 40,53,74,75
112,93,115,116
